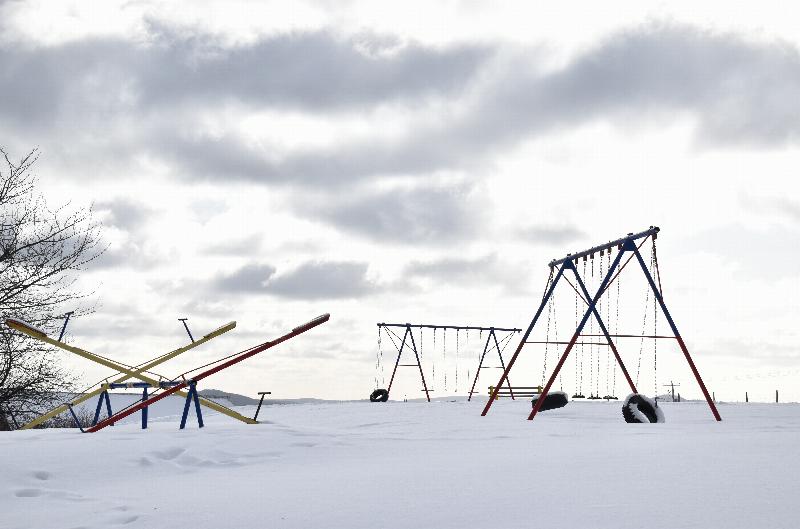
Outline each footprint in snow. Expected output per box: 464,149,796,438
152,447,185,460
32,470,51,481
15,488,43,497
110,514,139,525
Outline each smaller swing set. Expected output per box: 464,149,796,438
372,323,520,402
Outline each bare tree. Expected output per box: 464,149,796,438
0,148,104,430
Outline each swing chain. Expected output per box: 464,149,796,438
652,245,659,403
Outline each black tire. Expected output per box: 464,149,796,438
531,391,569,411
622,393,665,423
370,388,389,402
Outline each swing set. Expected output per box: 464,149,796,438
482,226,721,422
373,323,520,401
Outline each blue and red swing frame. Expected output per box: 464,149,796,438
482,226,722,422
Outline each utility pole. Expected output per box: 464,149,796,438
662,381,681,402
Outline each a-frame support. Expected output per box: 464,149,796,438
482,227,721,422
386,324,431,402
180,381,204,429
92,390,114,426
467,328,515,401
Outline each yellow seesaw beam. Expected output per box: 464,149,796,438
6,319,258,429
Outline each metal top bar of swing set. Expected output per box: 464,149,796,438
548,226,659,268
378,323,521,333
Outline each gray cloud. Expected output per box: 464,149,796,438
405,254,499,284
159,23,800,185
212,263,277,292
403,253,533,294
0,28,489,128
266,261,377,300
92,240,163,270
301,184,481,244
95,198,154,231
3,22,800,189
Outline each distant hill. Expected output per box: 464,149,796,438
197,389,261,406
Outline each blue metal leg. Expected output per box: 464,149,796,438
92,390,113,426
142,387,148,429
180,385,193,429
104,391,114,426
193,386,204,428
180,382,204,429
92,392,104,426
67,404,85,433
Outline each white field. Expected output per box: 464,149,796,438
2,397,799,529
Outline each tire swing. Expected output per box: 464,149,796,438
370,389,389,402
622,393,664,423
531,391,569,411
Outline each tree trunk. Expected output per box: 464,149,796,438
0,410,10,431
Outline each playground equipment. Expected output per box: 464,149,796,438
531,391,569,412
481,226,721,423
622,393,665,423
373,323,520,401
7,318,253,429
6,313,330,431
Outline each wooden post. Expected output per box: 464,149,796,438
745,391,748,403
712,391,715,402
776,390,779,403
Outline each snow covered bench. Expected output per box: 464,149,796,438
488,386,542,399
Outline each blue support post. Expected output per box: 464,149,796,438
92,390,114,426
180,381,204,429
66,404,85,433
141,387,148,429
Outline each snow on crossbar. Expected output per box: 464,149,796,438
84,313,330,433
5,318,48,338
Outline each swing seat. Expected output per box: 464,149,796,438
531,391,568,411
622,393,665,423
588,395,602,400
572,393,585,399
369,388,390,402
603,395,618,400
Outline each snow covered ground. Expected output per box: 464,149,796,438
3,398,799,529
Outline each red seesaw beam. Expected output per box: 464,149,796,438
85,314,330,433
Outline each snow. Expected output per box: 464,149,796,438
3,398,799,529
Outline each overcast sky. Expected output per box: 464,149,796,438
2,0,799,403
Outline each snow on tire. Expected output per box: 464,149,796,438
622,393,665,423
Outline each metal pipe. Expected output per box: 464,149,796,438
378,323,520,333
578,334,677,339
548,226,659,267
